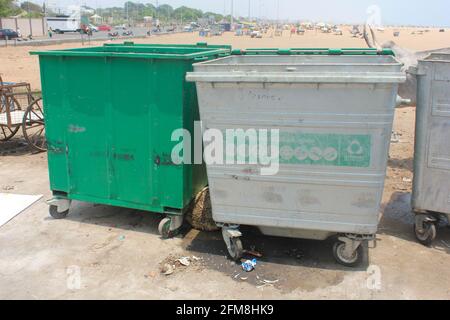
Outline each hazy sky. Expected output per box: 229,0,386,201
32,0,450,26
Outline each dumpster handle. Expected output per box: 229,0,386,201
194,56,210,62
231,48,396,56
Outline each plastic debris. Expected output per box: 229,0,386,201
118,235,125,241
191,256,202,261
177,257,191,266
241,259,257,272
262,279,279,284
402,177,412,183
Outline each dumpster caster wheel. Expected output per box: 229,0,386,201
158,218,173,239
414,218,437,247
222,227,243,261
333,240,363,268
159,215,183,239
49,205,69,220
227,237,243,261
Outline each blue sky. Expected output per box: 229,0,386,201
32,0,450,26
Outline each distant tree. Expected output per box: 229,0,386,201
157,4,173,20
204,11,224,22
0,0,21,17
173,6,202,22
142,3,156,17
21,1,43,17
55,2,224,26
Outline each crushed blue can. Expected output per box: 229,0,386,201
241,259,257,272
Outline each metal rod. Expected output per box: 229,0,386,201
231,0,234,25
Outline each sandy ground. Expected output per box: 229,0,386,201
1,27,450,90
0,29,450,300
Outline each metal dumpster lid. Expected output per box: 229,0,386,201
103,41,232,50
232,48,396,56
187,53,405,84
30,43,230,60
421,52,450,63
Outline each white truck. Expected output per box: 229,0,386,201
46,16,81,34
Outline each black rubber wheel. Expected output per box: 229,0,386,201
414,221,437,247
333,241,364,267
49,205,69,219
227,237,243,261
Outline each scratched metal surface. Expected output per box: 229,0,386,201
189,54,404,237
412,53,450,217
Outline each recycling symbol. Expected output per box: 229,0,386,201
347,140,364,156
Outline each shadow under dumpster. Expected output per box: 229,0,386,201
59,199,378,292
181,226,369,292
379,191,450,255
61,201,164,236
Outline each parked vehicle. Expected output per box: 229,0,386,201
250,30,262,38
122,30,133,36
0,29,19,40
46,16,81,34
80,24,97,34
88,24,98,32
98,25,112,32
148,27,161,35
108,31,119,37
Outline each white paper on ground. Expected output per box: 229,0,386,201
0,193,43,228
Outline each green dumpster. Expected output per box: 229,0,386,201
31,43,230,237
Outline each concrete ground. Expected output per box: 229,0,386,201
0,107,449,300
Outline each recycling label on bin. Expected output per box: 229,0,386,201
279,132,371,168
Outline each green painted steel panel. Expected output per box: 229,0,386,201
33,44,230,214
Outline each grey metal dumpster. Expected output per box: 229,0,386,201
187,51,405,267
411,53,450,246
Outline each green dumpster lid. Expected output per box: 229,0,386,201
103,41,232,50
31,43,231,60
232,48,395,56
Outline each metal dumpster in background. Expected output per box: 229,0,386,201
187,49,405,266
411,53,450,246
32,43,230,238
